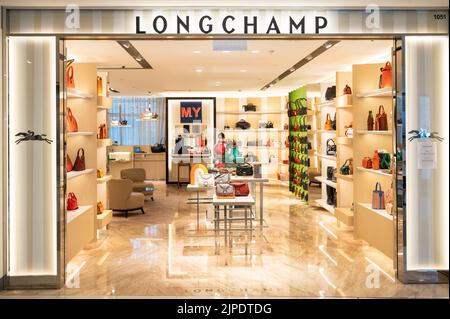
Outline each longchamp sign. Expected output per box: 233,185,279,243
5,7,449,35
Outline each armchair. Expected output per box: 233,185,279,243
121,168,155,201
108,179,145,218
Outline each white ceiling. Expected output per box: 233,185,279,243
66,39,392,96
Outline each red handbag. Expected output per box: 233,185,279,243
362,157,373,169
67,192,78,211
380,62,392,88
67,65,75,89
66,154,73,172
66,107,78,132
73,148,86,171
230,182,250,197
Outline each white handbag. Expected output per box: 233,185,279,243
215,173,230,184
197,173,214,187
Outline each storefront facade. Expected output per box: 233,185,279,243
0,1,448,292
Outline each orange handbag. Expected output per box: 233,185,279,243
380,61,392,88
66,107,78,132
97,76,103,96
66,65,75,89
324,113,333,130
362,157,372,169
97,202,105,214
98,124,107,139
372,150,380,170
66,154,73,172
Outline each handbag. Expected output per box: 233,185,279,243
379,151,391,169
151,138,166,153
98,124,107,139
332,113,336,130
344,123,353,137
372,182,385,209
97,76,103,96
230,182,250,197
66,107,78,132
372,150,380,170
97,168,104,178
97,202,105,215
326,138,336,156
343,85,352,95
66,64,75,89
258,121,267,129
246,153,257,162
266,121,274,129
340,159,351,175
236,119,251,130
67,192,78,211
242,103,257,112
327,166,337,182
379,61,392,89
375,105,388,131
73,148,86,171
367,111,374,131
197,173,214,187
385,182,394,215
326,185,337,207
324,113,333,130
362,157,372,169
216,183,235,198
119,119,128,126
236,163,253,176
325,86,336,101
215,173,230,184
66,154,73,172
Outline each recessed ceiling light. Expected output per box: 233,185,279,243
289,68,295,72
122,43,131,49
223,50,231,53
324,43,333,49
195,69,203,73
193,50,201,54
251,50,260,54
240,69,247,73
135,57,143,62
26,60,32,64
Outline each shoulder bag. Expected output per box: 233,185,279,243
236,163,254,176
216,183,235,198
66,107,78,132
98,124,107,139
73,148,86,171
230,182,250,197
343,85,352,95
375,105,388,131
197,173,214,187
236,119,251,130
340,159,351,175
215,173,230,184
324,113,333,130
326,138,336,156
325,86,336,101
372,182,385,210
242,103,257,112
66,65,75,89
379,61,392,88
67,192,78,211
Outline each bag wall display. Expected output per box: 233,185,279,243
73,148,86,171
372,182,385,209
66,107,78,132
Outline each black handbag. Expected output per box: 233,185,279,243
340,159,351,175
236,163,254,176
266,121,274,129
242,103,257,112
236,119,251,130
325,86,336,101
327,166,336,182
326,138,336,156
151,138,166,153
326,185,337,207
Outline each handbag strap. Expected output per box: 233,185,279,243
384,61,392,70
67,107,73,117
375,182,382,192
341,159,349,169
67,65,74,78
326,113,332,121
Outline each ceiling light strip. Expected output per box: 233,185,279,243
116,40,153,69
261,40,340,90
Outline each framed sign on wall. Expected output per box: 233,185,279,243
180,101,202,123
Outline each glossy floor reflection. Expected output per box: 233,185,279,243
1,182,448,298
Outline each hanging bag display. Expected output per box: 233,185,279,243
66,107,78,132
379,61,392,89
324,113,333,130
66,64,75,89
67,192,78,211
230,182,250,197
97,76,103,96
236,163,254,176
372,182,385,210
66,154,73,172
343,85,352,95
73,148,86,171
326,138,336,156
216,183,235,198
375,105,388,131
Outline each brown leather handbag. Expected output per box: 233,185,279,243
66,107,78,132
98,124,107,139
66,65,75,89
97,202,105,214
324,113,333,130
362,157,372,169
343,85,352,95
66,154,73,172
231,182,250,197
375,105,388,131
73,148,86,171
97,76,103,96
372,182,386,210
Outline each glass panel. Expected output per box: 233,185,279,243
8,37,57,276
404,36,449,271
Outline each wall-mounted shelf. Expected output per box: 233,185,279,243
317,130,336,134
335,136,353,145
356,130,392,135
315,198,335,214
336,104,353,109
67,168,95,180
315,176,337,188
67,205,93,224
356,87,392,98
335,206,354,226
316,101,335,108
315,153,337,161
356,166,392,177
223,128,286,133
336,174,354,182
67,131,96,137
357,202,393,221
97,175,112,184
97,209,113,229
67,88,93,99
97,96,112,109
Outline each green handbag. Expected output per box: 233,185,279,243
340,159,351,175
379,152,390,169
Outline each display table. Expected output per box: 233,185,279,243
229,176,269,230
212,194,255,255
186,184,214,228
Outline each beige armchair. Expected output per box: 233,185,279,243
120,168,155,201
108,179,145,218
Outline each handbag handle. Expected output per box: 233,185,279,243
67,107,73,117
383,61,392,70
67,65,74,79
240,162,252,168
340,159,349,169
326,113,332,121
378,105,385,114
374,182,382,192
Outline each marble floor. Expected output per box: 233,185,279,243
1,182,448,298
